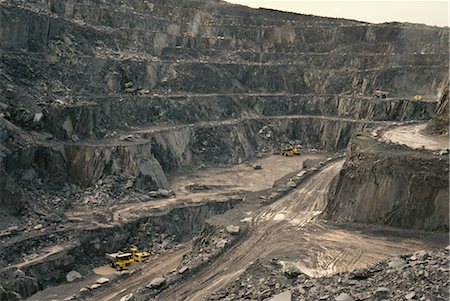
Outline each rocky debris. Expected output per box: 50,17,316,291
20,168,37,181
282,262,302,279
120,293,136,301
286,180,297,188
186,184,224,192
388,257,407,269
226,225,240,234
215,239,228,249
207,249,449,300
269,290,292,301
147,189,175,199
335,293,354,301
0,269,40,299
0,285,8,301
147,277,166,289
410,250,428,261
178,228,234,281
90,284,102,290
208,259,302,300
66,270,82,283
96,277,110,284
178,266,189,274
32,224,44,230
302,159,321,169
119,135,134,142
0,226,21,238
253,164,262,170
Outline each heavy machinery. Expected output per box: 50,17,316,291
107,247,150,270
107,252,134,271
130,246,150,262
414,95,423,101
281,147,301,156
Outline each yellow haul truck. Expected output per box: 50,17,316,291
281,147,301,156
107,247,150,270
107,252,134,271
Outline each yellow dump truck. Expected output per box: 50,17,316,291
281,147,301,156
107,247,150,270
107,252,134,271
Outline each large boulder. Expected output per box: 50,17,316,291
226,225,240,234
147,277,166,289
96,277,110,284
66,270,82,283
282,263,302,279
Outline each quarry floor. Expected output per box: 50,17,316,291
26,132,448,301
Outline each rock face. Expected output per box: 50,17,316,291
326,134,449,230
0,168,26,216
425,83,449,135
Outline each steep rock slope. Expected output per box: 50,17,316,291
326,133,449,231
425,83,449,135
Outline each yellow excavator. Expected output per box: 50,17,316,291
107,247,150,270
281,147,301,156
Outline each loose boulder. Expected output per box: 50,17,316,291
147,277,166,289
66,270,82,283
226,225,240,234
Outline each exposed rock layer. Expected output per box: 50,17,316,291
326,134,449,231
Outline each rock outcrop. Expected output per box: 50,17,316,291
326,133,449,231
425,83,449,135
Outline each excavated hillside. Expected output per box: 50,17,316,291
0,0,449,300
425,83,449,135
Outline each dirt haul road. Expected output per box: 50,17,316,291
381,123,449,150
158,160,445,301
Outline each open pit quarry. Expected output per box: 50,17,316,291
0,0,449,300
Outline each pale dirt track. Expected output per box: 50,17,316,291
381,123,449,150
158,160,445,301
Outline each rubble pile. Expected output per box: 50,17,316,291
207,248,449,301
